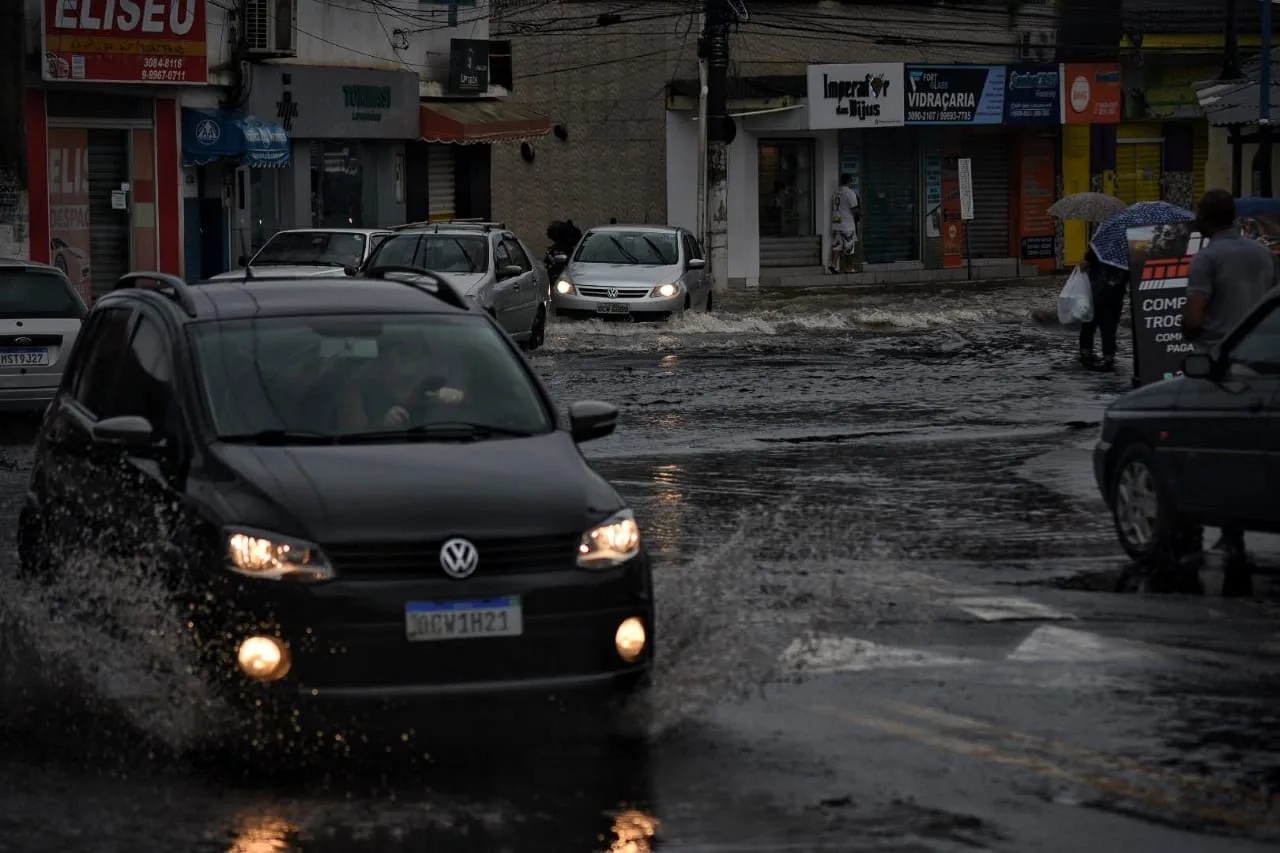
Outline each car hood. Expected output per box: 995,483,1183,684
566,263,680,285
210,432,621,544
1108,376,1184,411
207,265,349,280
431,272,487,294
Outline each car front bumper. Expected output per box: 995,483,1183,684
1093,439,1112,507
203,556,655,708
553,290,684,321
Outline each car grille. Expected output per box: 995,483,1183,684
324,533,581,577
576,285,652,299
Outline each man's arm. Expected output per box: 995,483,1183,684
1183,252,1214,339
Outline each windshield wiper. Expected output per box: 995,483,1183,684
337,422,537,443
639,235,672,264
218,429,338,445
606,236,640,264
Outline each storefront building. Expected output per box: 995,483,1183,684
1058,64,1124,264
667,62,1081,286
239,65,421,261
24,0,205,300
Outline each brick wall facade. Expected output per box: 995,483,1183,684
491,0,1030,244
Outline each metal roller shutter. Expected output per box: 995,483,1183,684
860,128,917,264
87,129,131,300
427,144,455,221
961,135,1011,260
1117,123,1163,205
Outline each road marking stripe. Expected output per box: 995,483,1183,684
808,704,1280,834
778,635,977,674
883,701,1275,808
950,596,1075,622
1007,625,1156,663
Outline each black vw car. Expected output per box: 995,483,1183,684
17,269,653,730
1094,288,1280,560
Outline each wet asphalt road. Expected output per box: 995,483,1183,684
2,282,1280,852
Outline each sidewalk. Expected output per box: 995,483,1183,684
742,261,1059,299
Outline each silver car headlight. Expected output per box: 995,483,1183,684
555,279,575,295
577,509,641,569
651,282,679,298
225,527,335,582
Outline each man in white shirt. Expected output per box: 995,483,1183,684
829,173,860,274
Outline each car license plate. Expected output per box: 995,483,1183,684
596,303,631,314
0,348,49,367
405,596,523,641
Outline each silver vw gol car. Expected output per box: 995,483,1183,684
552,225,711,321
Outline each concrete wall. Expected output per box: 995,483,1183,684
1205,127,1280,197
492,0,1029,249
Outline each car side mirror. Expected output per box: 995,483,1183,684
687,257,706,270
92,415,154,448
1182,352,1215,379
498,264,523,280
552,252,568,264
238,255,249,267
568,400,618,443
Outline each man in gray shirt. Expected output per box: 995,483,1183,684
1183,189,1276,352
1179,189,1277,588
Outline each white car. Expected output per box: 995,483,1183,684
368,221,551,350
552,225,711,321
0,258,86,413
208,228,393,281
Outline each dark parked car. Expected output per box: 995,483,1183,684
17,268,653,738
1093,289,1280,560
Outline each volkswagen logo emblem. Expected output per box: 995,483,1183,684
439,537,479,579
607,287,619,299
13,336,31,345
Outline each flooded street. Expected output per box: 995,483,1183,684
2,282,1280,852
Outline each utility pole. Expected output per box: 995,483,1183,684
704,0,731,293
696,10,708,250
1223,0,1241,80
1259,0,1273,197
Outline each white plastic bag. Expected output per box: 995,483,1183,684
1057,266,1094,326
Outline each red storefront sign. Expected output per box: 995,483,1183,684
1061,63,1122,124
41,0,208,85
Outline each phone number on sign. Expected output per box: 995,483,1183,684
140,68,188,81
142,57,185,70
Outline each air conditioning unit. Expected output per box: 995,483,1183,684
245,0,298,57
1018,30,1056,62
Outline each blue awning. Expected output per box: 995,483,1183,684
181,108,291,168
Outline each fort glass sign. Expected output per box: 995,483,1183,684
246,66,418,139
806,63,905,129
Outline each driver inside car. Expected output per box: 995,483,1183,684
335,332,466,431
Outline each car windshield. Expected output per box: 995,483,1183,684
370,234,489,274
190,314,553,440
0,269,86,319
251,232,366,267
574,231,678,266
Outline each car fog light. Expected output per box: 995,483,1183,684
555,279,575,294
615,618,646,662
237,635,291,682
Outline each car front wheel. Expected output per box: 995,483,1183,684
1110,443,1181,561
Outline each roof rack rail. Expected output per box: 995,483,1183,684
113,271,198,317
356,264,471,311
388,219,507,233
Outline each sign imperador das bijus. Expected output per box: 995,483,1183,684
806,63,905,129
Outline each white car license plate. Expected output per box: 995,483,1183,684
596,303,630,314
0,348,50,367
405,596,523,641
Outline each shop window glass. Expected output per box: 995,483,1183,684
312,142,365,228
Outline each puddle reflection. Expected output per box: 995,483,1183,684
645,462,687,560
605,808,660,852
227,815,298,853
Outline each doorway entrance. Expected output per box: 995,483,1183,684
758,138,820,267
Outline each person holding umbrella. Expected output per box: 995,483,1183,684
1049,192,1130,370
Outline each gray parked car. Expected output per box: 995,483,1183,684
552,225,710,321
0,259,87,413
367,221,550,350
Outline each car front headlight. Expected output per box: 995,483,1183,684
577,509,641,569
651,282,679,298
555,279,575,295
225,528,335,582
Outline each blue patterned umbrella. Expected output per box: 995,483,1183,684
1089,201,1195,269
